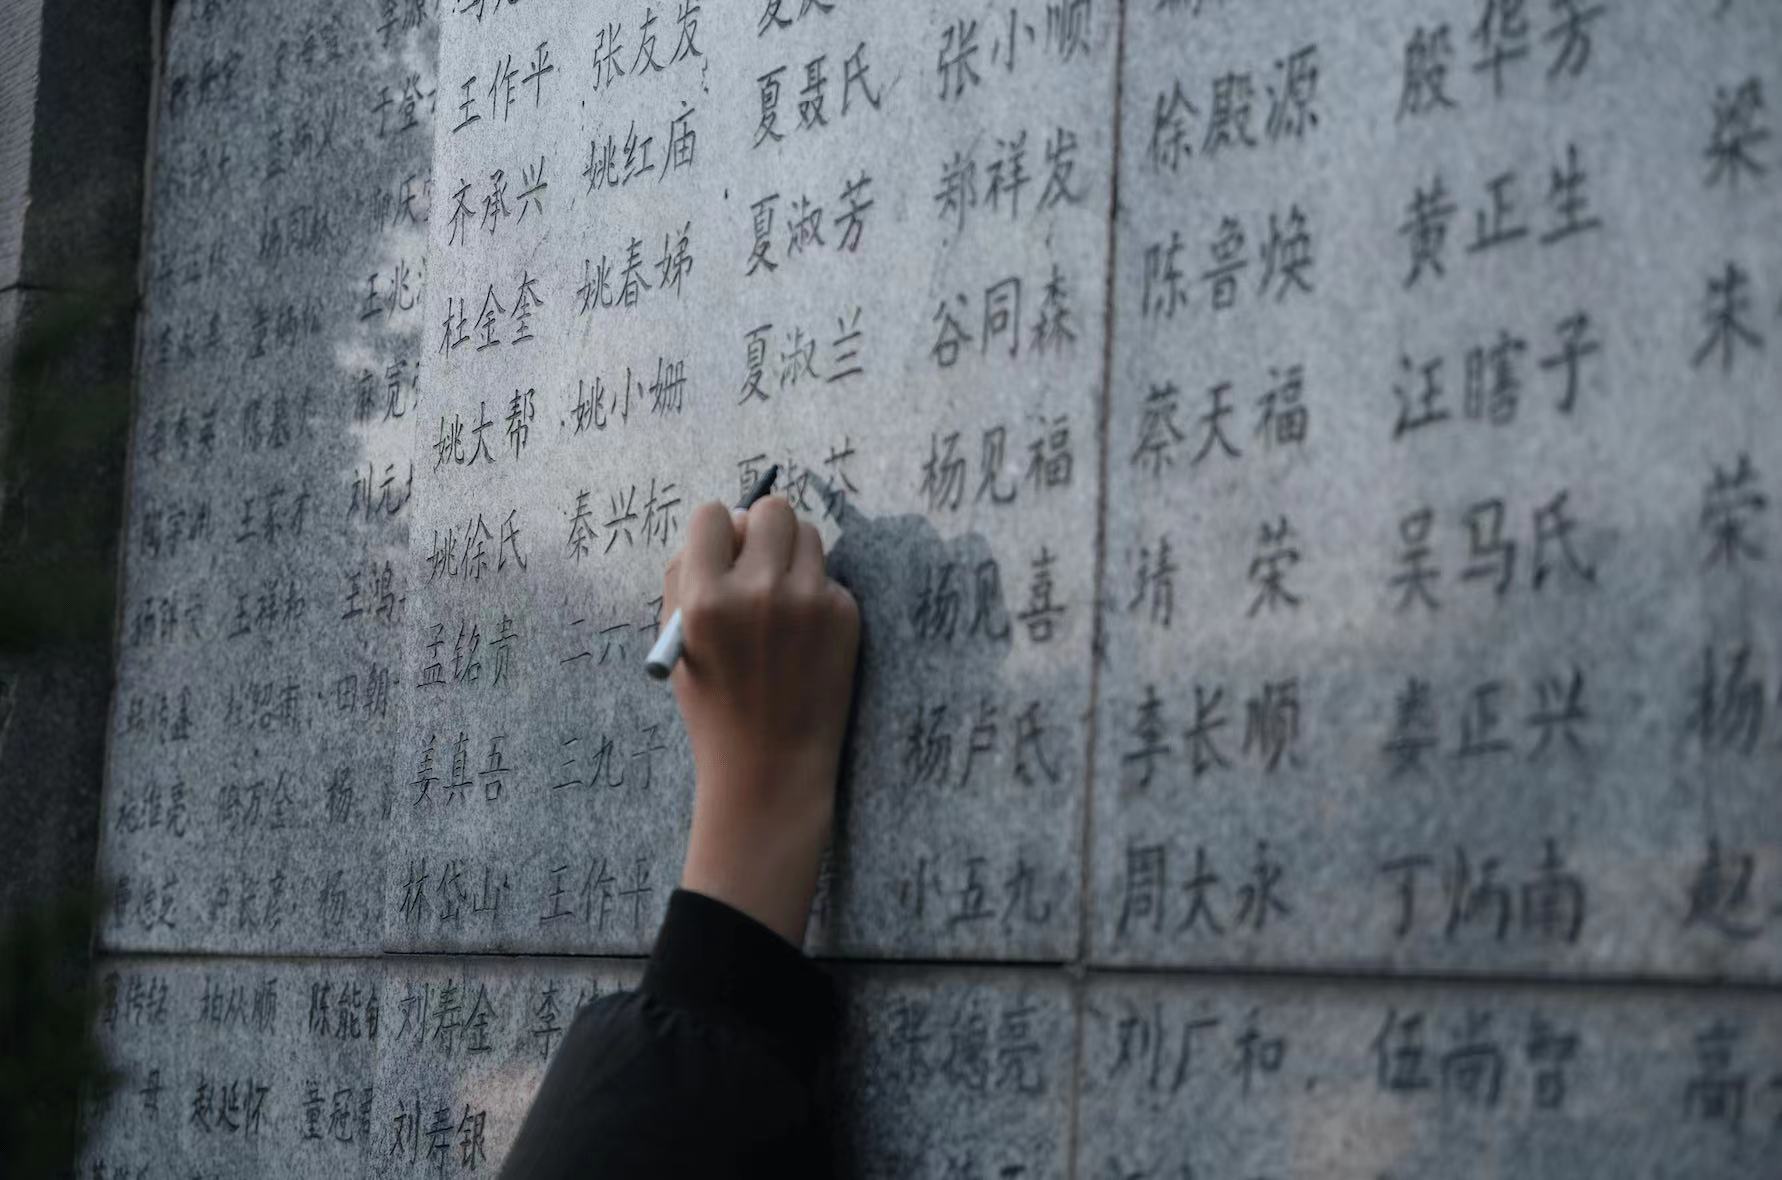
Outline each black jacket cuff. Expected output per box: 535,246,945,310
641,888,836,1077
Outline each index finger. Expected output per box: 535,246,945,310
680,501,740,592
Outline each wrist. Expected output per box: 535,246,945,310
681,783,832,945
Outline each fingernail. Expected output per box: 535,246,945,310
731,509,748,524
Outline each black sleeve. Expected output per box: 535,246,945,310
497,889,837,1179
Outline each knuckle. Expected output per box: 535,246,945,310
750,495,795,527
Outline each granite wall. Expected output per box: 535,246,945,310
60,0,1782,1176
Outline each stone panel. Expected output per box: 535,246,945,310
93,0,439,954
80,957,386,1179
1090,0,1782,978
391,0,1116,959
1079,973,1782,1179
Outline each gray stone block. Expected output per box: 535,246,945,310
77,958,1782,1180
78,953,641,1177
831,966,1078,1179
80,956,386,1178
61,1,1782,1175
82,957,1074,1177
394,0,1115,959
370,956,642,1177
1078,973,1782,1180
92,0,438,954
1091,0,1782,977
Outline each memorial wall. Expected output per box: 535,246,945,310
81,0,1781,1175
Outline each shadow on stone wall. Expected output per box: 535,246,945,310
0,889,114,1175
0,294,133,1176
1,293,132,653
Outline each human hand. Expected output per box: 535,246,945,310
661,496,860,945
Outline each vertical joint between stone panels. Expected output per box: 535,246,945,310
1077,0,1130,977
1068,0,1133,1173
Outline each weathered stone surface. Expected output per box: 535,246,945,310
82,957,1074,1177
92,0,438,954
391,0,1112,959
1078,974,1782,1179
79,956,385,1178
80,958,1782,1179
78,954,642,1177
370,956,642,1177
1091,0,1782,977
59,1,1782,1177
831,966,1078,1179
